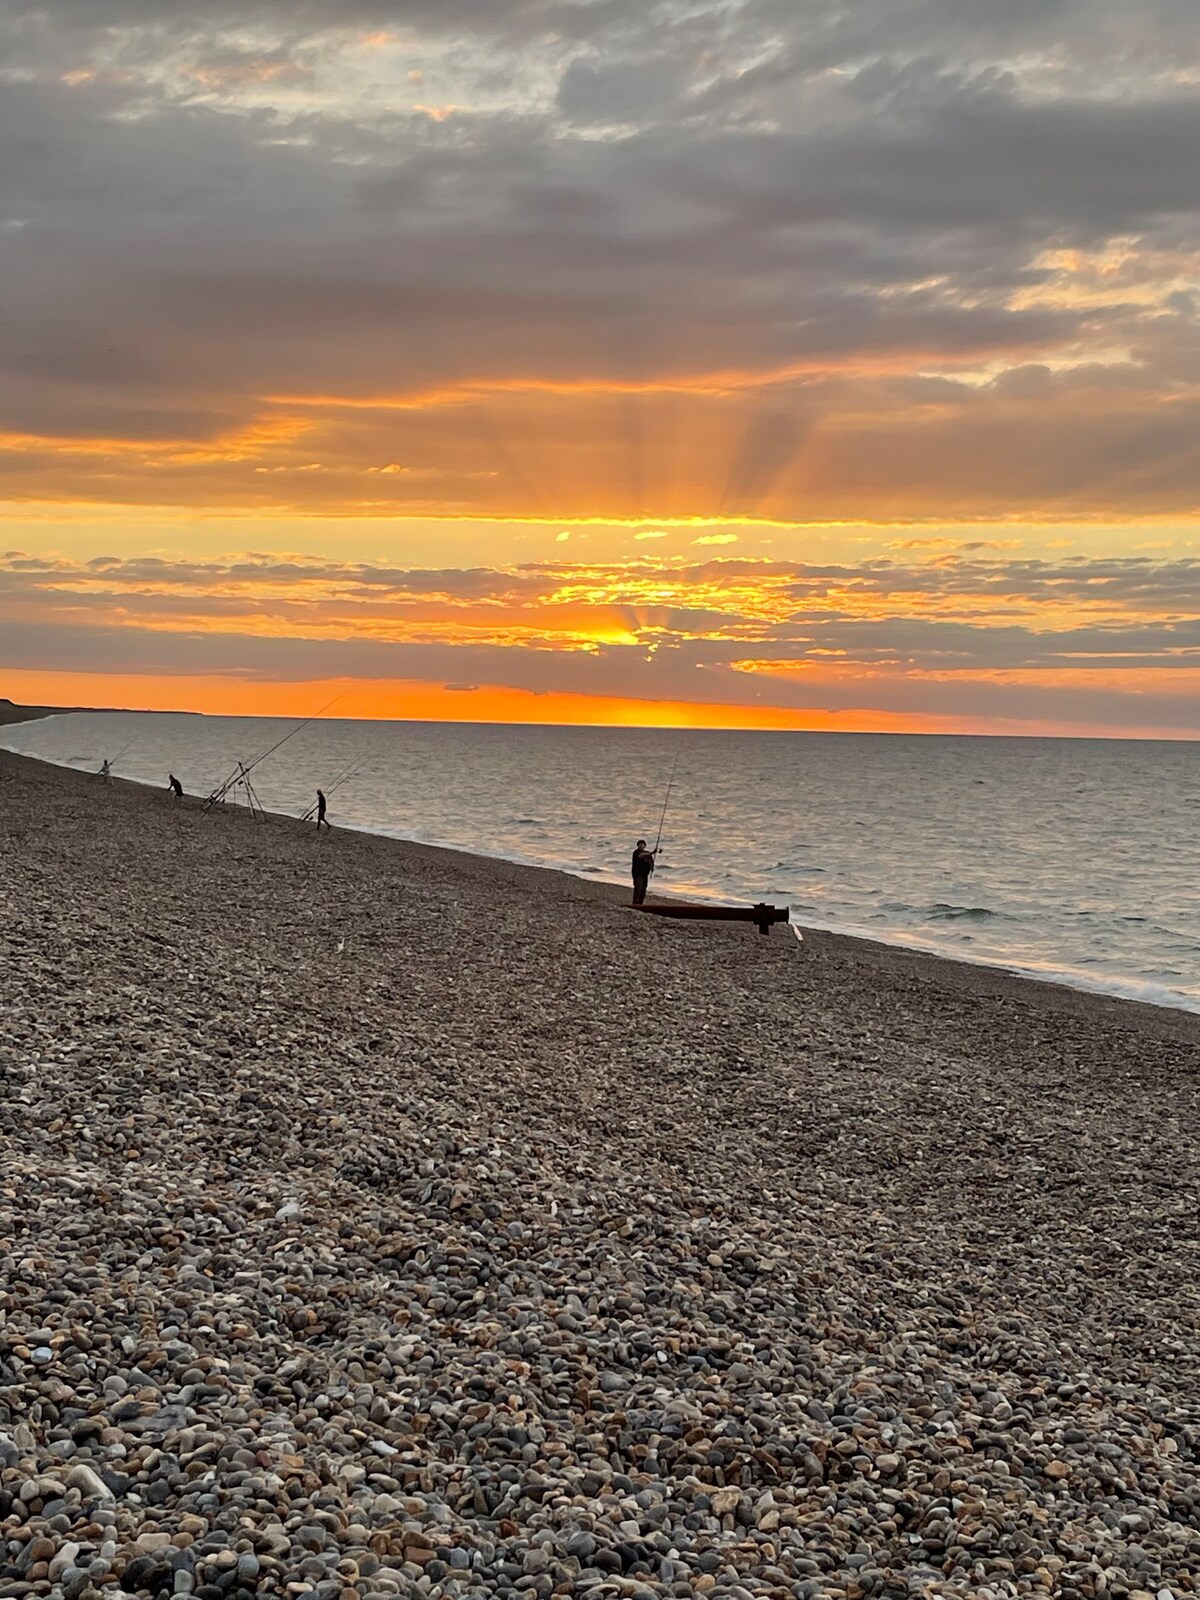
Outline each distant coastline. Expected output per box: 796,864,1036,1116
0,698,103,726
0,698,188,726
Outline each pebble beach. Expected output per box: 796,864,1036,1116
2,747,1200,1600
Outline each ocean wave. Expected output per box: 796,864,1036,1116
925,902,999,921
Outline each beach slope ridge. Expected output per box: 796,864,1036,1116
2,750,1199,1598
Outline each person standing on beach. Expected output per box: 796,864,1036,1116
168,774,183,799
316,789,330,830
631,838,657,905
98,758,111,783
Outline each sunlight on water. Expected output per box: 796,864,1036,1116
7,711,1200,1011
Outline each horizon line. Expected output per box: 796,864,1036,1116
7,699,1200,745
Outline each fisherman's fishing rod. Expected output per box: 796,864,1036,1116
206,690,347,810
94,739,135,779
313,757,359,799
300,733,383,819
238,689,348,781
299,757,363,821
653,746,682,857
300,760,358,819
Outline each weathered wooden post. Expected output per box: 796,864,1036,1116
633,903,791,936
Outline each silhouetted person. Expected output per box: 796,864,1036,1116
316,789,330,830
98,758,111,783
168,774,183,799
631,838,657,905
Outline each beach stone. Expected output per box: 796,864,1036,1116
3,746,1200,1600
70,1465,115,1504
136,1532,175,1554
49,1543,81,1582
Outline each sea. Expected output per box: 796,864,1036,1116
5,710,1200,1013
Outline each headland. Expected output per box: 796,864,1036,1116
0,699,146,727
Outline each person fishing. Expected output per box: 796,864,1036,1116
316,789,330,831
631,838,657,905
168,774,183,799
632,748,679,904
98,758,111,783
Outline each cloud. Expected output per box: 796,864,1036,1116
0,0,1198,524
4,0,1200,735
6,547,1200,731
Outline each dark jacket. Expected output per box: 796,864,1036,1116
632,848,655,880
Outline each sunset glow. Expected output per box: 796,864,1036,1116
3,1,1200,735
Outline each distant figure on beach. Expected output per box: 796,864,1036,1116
98,758,111,783
631,838,657,905
168,774,183,799
316,789,330,830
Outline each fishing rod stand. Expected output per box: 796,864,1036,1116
205,762,266,820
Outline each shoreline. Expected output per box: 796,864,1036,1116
4,732,1198,1020
348,815,1200,1019
6,743,1199,1035
5,745,1200,1596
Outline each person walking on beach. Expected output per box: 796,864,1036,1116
316,789,330,830
168,774,183,799
631,838,657,905
98,758,111,783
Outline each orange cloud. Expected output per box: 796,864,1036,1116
265,338,1066,413
0,414,309,465
6,366,1199,526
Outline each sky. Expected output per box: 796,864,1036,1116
3,0,1200,736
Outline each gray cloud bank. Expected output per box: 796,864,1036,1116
1,0,1200,516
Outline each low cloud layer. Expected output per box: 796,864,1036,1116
7,547,1200,733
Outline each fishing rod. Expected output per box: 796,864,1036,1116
300,729,386,819
299,758,362,821
328,761,364,797
653,746,682,858
239,689,347,780
98,738,137,772
96,738,136,778
206,690,348,811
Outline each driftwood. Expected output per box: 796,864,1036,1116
634,902,790,937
